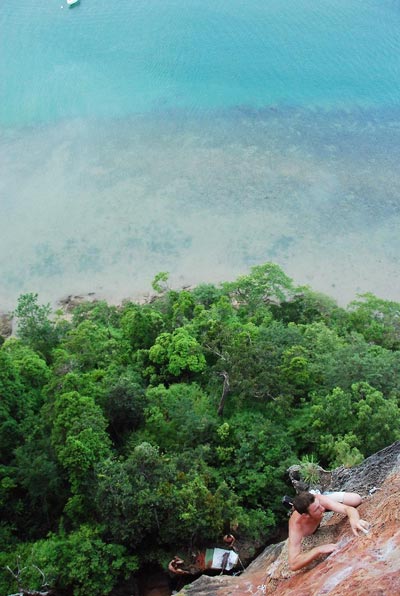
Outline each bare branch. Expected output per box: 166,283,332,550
217,371,230,417
6,560,55,596
8,587,55,596
6,566,20,582
204,343,227,361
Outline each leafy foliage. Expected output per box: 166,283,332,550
148,327,206,381
1,263,400,594
14,293,60,361
0,526,138,596
348,293,400,349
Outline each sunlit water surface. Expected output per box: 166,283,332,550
1,0,400,309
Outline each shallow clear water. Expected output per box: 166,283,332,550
1,1,400,309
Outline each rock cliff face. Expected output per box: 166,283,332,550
179,442,400,596
0,312,13,339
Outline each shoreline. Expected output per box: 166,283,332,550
1,266,398,341
1,256,399,319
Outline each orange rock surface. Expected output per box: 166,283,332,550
182,467,400,596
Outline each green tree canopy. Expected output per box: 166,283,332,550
14,293,60,361
148,327,206,381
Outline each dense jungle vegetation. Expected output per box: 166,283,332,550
1,263,400,595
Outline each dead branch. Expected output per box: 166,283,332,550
204,343,228,361
217,371,230,417
8,591,54,596
6,558,55,596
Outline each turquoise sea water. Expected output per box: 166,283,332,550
1,0,400,308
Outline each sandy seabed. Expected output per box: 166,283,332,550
2,106,400,311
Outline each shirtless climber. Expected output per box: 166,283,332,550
168,556,190,575
288,491,370,571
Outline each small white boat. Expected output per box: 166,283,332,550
67,0,80,6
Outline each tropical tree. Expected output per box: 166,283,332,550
142,383,216,452
348,293,400,349
222,262,295,315
147,327,206,382
120,304,164,351
0,526,138,596
13,293,60,361
293,382,400,466
51,391,111,518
